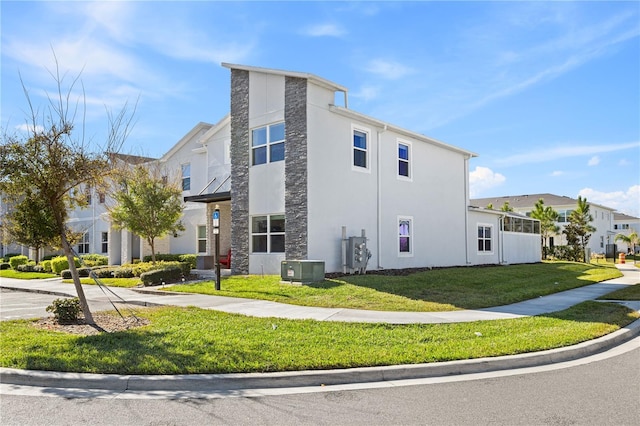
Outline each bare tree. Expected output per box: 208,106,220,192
0,57,135,324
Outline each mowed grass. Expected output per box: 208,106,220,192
0,301,636,374
597,283,640,301
63,277,141,288
166,262,622,311
0,270,57,280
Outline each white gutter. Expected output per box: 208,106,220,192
377,124,387,269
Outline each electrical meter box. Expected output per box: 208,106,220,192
281,260,326,284
347,236,368,269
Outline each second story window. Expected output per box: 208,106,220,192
353,129,368,169
398,142,411,178
252,122,285,166
181,163,191,191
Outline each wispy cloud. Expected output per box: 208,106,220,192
579,185,640,217
587,156,600,166
469,166,506,197
365,59,414,80
495,142,640,166
302,23,346,37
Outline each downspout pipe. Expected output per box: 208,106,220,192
377,124,387,269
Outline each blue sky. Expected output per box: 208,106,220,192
2,1,639,216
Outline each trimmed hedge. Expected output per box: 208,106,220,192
142,254,197,269
80,254,108,267
16,263,37,272
51,256,81,275
140,266,183,286
61,268,92,279
0,263,11,270
2,253,21,262
9,255,29,270
41,260,52,273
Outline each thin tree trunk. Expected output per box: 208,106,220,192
60,230,94,324
150,238,156,263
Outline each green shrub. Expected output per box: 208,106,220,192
9,255,29,270
41,254,57,261
80,254,108,267
0,263,10,270
46,297,81,322
61,268,92,279
17,263,36,272
33,265,45,273
140,266,183,286
3,253,21,262
113,267,135,278
178,254,197,269
41,260,52,273
142,253,181,263
51,256,81,275
91,266,121,278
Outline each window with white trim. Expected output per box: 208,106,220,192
398,217,413,255
251,214,285,253
197,225,207,253
398,141,411,179
352,128,369,169
181,163,191,191
78,232,90,254
252,122,285,166
101,232,108,253
478,225,492,253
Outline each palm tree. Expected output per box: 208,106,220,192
615,232,639,264
530,198,560,259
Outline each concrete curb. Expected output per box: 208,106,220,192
2,318,639,392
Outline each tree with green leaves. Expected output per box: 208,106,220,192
529,198,560,259
0,61,135,324
615,231,638,264
2,192,59,263
109,165,185,263
500,201,514,212
562,196,595,262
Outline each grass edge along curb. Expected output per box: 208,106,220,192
0,301,637,375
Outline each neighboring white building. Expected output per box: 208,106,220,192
613,212,640,254
471,193,616,255
5,64,544,272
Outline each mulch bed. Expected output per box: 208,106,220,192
34,313,150,336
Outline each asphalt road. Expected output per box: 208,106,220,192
2,339,638,425
0,289,69,320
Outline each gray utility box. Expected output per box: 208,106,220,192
196,255,215,270
347,236,368,269
281,260,325,284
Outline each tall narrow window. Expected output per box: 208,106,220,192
251,215,285,253
478,225,492,253
181,163,191,191
353,130,368,168
399,217,412,254
252,122,285,165
398,142,410,178
101,232,108,253
78,232,90,254
197,225,207,253
98,192,106,204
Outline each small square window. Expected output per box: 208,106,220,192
252,123,285,165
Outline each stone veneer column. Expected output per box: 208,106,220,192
284,76,308,260
230,69,250,274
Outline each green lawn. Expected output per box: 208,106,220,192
63,277,142,288
166,262,622,312
597,283,640,301
0,301,637,374
0,270,57,280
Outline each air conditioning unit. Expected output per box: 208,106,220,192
281,260,325,284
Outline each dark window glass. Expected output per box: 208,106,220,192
271,235,285,253
270,142,285,162
252,216,268,233
354,149,367,168
252,235,268,253
252,146,267,165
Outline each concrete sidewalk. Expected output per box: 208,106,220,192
1,264,639,323
1,263,639,395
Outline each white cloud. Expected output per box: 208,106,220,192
469,166,506,197
578,185,640,217
302,23,346,37
587,156,600,166
14,123,44,134
550,171,565,177
496,142,640,166
365,59,414,80
351,85,380,102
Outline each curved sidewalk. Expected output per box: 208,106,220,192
1,264,639,394
1,264,639,324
